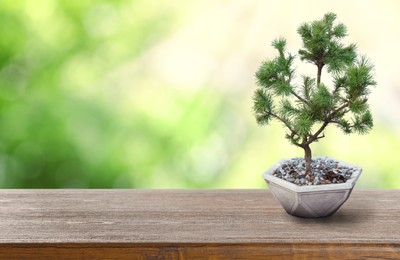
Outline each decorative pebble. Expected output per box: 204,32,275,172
273,157,356,186
287,178,295,183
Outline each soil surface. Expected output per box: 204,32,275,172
272,157,356,186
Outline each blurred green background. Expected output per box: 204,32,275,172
0,0,399,188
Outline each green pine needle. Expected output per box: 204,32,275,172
333,23,347,38
352,110,373,134
272,38,287,55
311,84,332,111
301,75,315,100
349,98,368,114
253,89,273,125
336,118,352,134
279,99,299,117
295,112,313,135
346,56,377,100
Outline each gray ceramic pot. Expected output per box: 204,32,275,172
263,157,362,218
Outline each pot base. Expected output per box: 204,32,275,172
268,181,352,218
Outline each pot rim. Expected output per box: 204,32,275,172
263,156,362,192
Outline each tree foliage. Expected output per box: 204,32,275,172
253,12,376,171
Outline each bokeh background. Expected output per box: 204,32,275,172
0,0,399,188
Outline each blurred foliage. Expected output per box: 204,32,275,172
0,0,230,188
0,1,398,188
0,0,250,188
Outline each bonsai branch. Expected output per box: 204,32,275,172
330,102,350,117
270,112,297,136
291,90,310,105
306,102,350,145
315,133,325,141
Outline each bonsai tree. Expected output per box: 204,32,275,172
253,12,376,176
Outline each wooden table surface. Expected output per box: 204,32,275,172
0,189,399,259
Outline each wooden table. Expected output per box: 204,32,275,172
0,189,399,259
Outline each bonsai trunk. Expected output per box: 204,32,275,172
317,63,323,85
303,145,312,175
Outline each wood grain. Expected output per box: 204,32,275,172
0,189,399,259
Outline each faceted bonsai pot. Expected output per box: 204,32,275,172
263,157,362,218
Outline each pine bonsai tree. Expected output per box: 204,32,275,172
253,12,376,177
